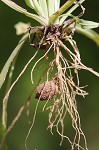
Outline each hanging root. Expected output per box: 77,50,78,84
45,39,89,150
28,22,99,150
31,44,53,84
25,100,40,150
30,36,90,150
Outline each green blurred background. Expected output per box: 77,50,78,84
0,1,99,150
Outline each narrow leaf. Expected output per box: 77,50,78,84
24,0,34,9
54,0,60,24
59,0,85,25
76,25,99,46
39,0,48,19
54,0,60,11
78,19,99,29
1,0,48,25
32,0,43,16
0,33,29,89
49,0,75,24
47,0,55,16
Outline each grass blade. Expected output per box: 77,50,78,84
1,0,48,25
54,0,60,11
47,0,55,16
49,0,75,24
76,26,99,46
78,19,99,29
25,0,34,9
0,33,29,89
59,0,85,25
32,0,43,16
39,0,48,19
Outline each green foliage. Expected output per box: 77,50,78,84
0,33,29,90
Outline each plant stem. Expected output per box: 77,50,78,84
0,33,29,90
49,0,75,24
2,56,17,131
76,26,99,46
0,56,18,150
1,33,29,148
59,0,85,24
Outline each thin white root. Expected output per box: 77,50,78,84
25,100,40,150
31,44,53,84
59,39,99,77
2,50,38,131
45,39,90,150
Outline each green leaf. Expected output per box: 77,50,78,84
39,0,48,19
76,25,99,46
59,0,85,25
54,0,61,24
47,0,55,16
54,0,60,11
24,0,34,9
32,0,43,16
78,19,99,29
0,33,29,89
1,0,48,25
49,0,75,25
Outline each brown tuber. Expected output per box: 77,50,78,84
35,79,59,101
